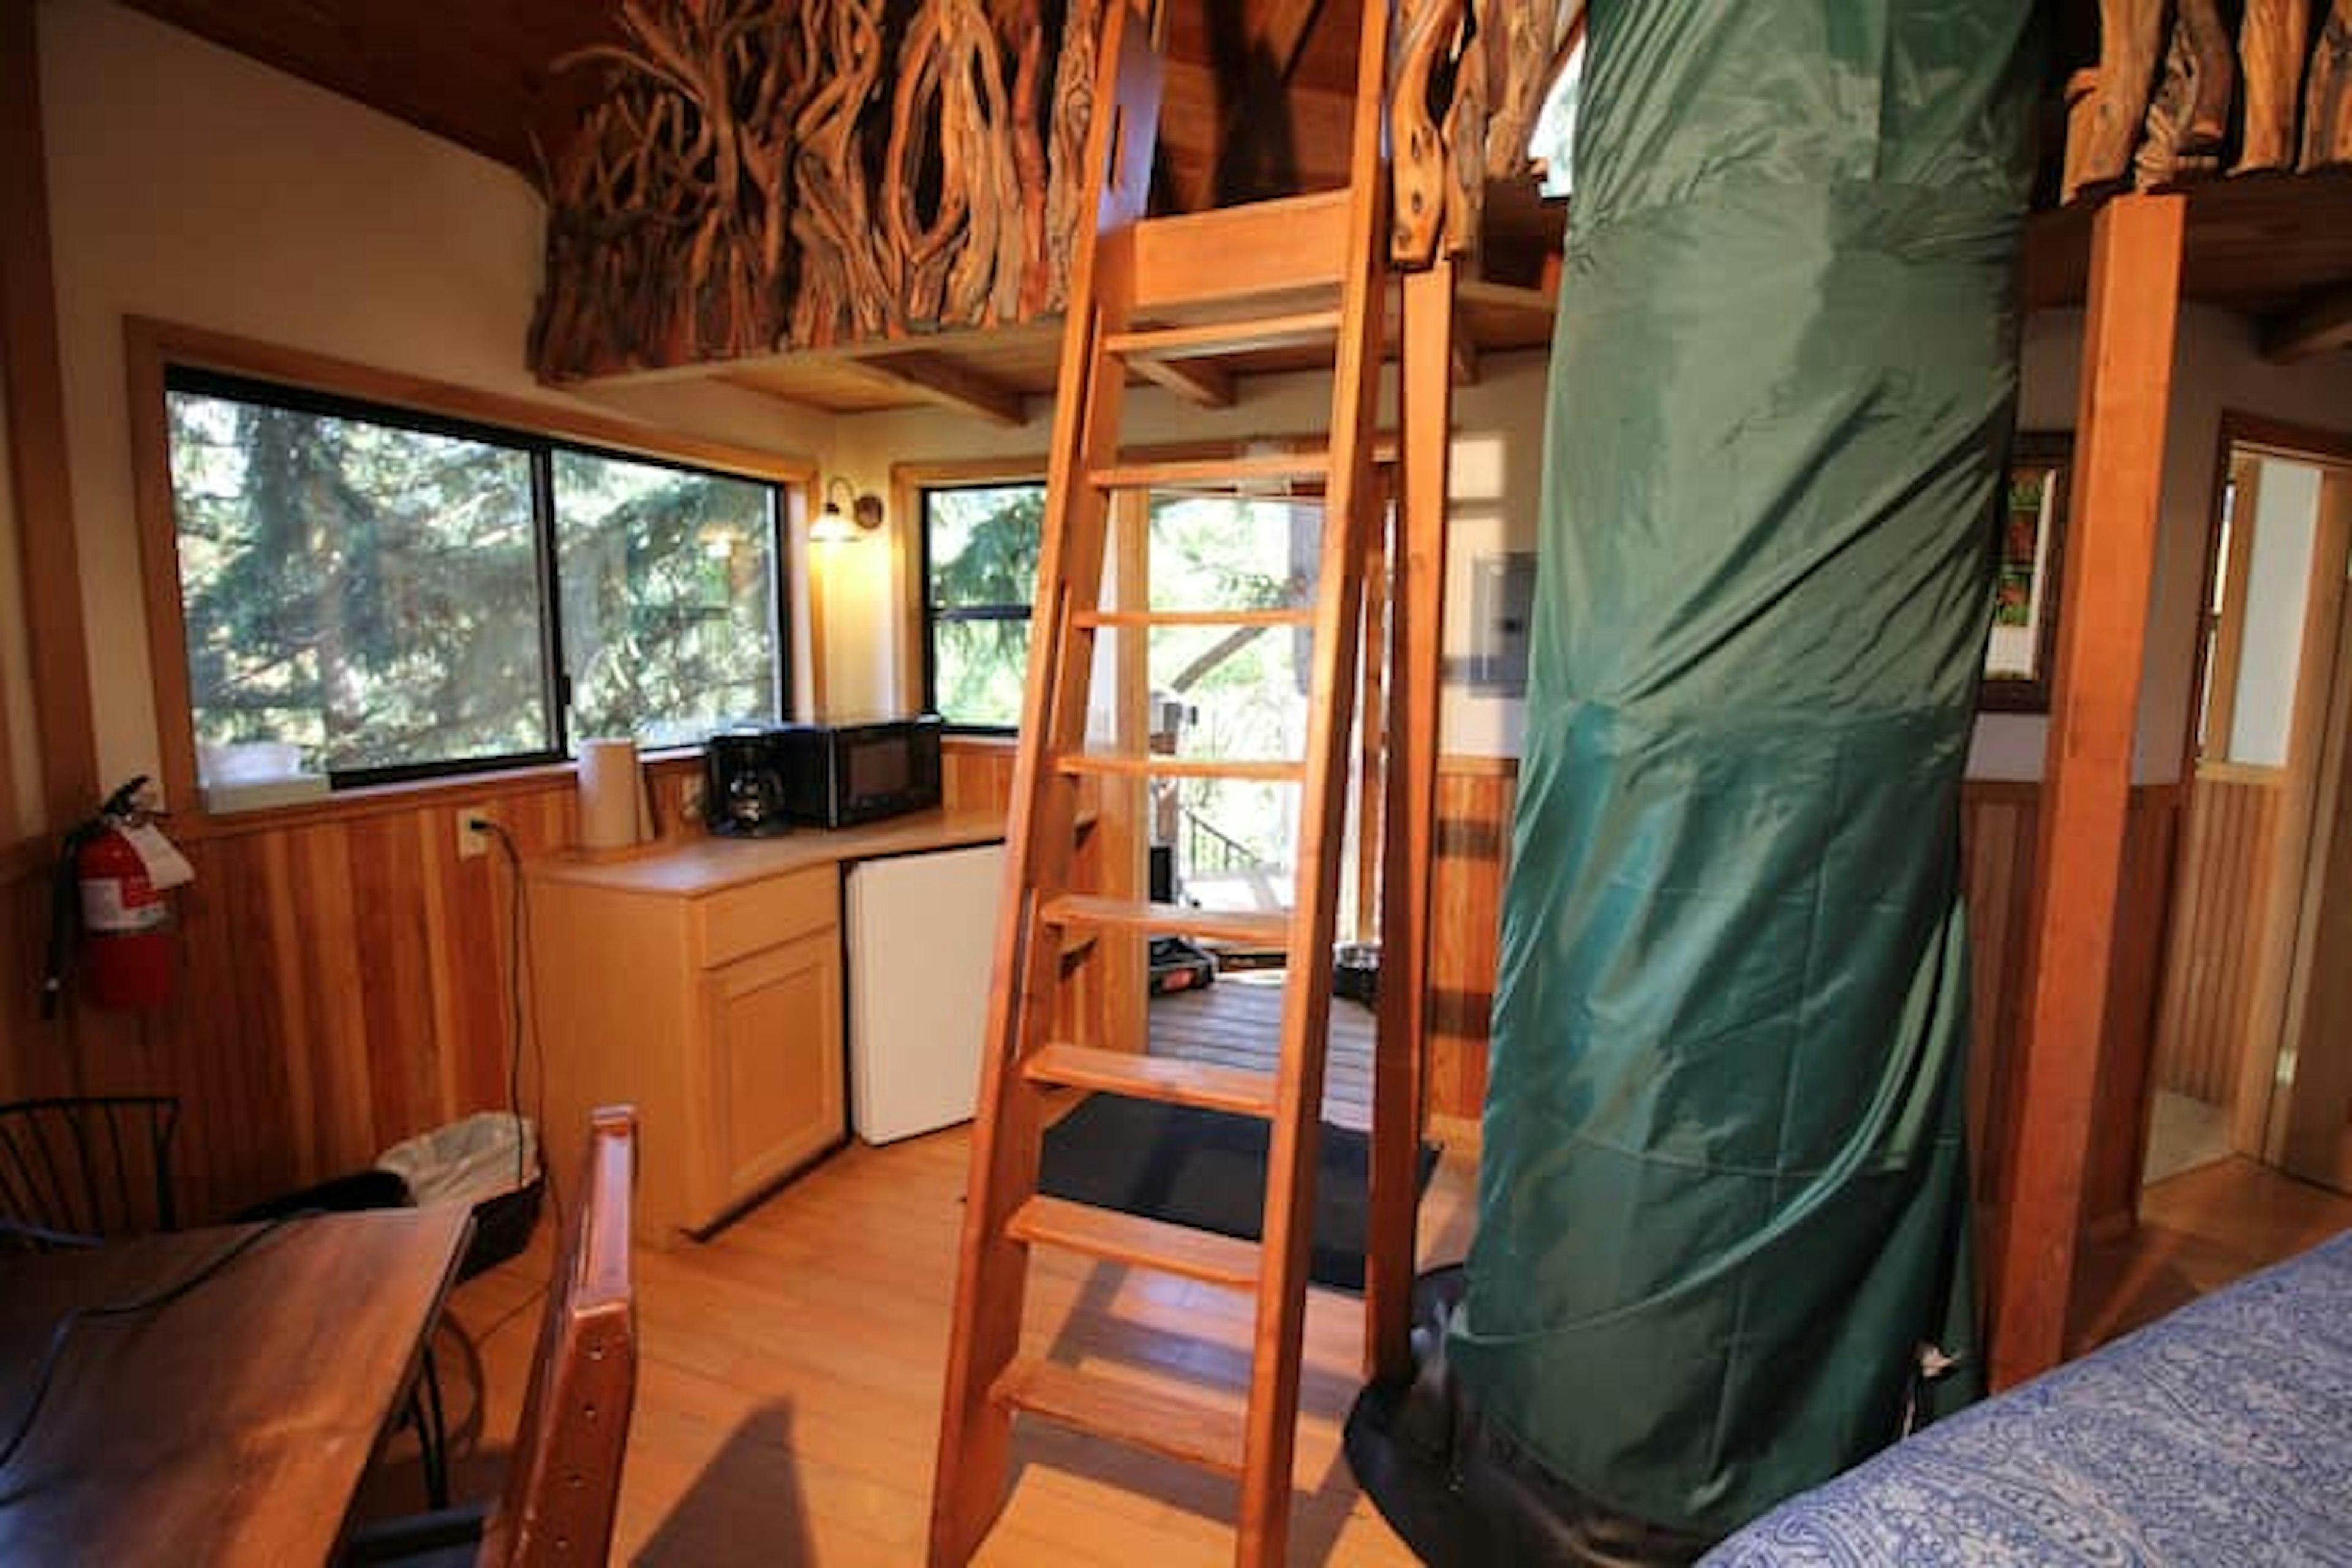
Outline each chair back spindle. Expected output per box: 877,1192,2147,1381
0,1096,179,1251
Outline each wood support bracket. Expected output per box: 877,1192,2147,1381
1128,355,1235,409
2260,283,2352,361
854,352,1031,428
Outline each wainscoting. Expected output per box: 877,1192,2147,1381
2150,766,2280,1105
0,746,2179,1243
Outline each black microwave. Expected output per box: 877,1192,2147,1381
706,715,943,834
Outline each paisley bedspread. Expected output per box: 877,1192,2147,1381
1703,1231,2352,1566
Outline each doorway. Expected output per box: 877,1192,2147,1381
2146,417,2352,1193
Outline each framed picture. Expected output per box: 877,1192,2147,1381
1981,432,2071,712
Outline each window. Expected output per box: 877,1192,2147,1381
164,367,788,789
923,482,1045,729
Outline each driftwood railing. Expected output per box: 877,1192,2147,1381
1389,0,1577,268
530,0,1104,380
531,0,1575,383
2067,0,2352,202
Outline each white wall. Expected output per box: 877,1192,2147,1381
32,1,837,804
826,351,1553,754
844,306,2352,779
2230,458,2325,766
1972,304,2352,782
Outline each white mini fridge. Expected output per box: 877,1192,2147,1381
844,843,1006,1143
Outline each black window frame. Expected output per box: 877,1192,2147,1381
163,364,793,788
919,479,1047,734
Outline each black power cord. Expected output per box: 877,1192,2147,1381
0,1216,296,1472
470,818,560,1237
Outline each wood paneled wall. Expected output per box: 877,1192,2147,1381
1962,780,2183,1240
0,742,2180,1241
2151,767,2281,1102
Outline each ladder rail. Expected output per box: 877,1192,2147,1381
931,0,1433,1561
1230,0,1398,1555
927,3,1162,1560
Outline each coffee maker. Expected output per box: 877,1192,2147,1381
703,727,790,835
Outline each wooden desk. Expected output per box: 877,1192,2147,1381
0,1207,472,1566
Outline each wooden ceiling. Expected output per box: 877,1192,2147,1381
117,0,1371,209
119,0,622,179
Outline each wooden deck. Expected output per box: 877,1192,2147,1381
1148,971,1378,1133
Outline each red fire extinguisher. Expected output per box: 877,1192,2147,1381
43,777,184,1016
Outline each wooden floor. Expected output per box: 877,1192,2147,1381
361,1109,1479,1566
357,1125,2351,1565
2068,1154,2352,1352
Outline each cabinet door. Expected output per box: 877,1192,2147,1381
702,927,845,1216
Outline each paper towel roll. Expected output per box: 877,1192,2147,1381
577,739,644,851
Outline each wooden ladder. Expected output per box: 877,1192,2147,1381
927,1,1408,1563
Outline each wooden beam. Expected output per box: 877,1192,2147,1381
1367,260,1453,1382
1,0,99,832
2260,284,2352,363
1991,194,2185,1390
1127,355,1235,408
856,351,1030,428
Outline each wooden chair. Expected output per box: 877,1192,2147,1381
0,1095,179,1251
347,1106,639,1567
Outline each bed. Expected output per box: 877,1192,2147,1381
1703,1231,2352,1566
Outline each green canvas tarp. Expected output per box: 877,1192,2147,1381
1447,1,2040,1538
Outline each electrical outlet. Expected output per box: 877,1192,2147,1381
679,774,706,826
456,812,496,860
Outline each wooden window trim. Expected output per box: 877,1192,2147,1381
124,317,816,841
890,435,1365,720
2182,411,2352,783
2,0,97,837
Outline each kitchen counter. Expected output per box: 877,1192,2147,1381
526,807,1010,895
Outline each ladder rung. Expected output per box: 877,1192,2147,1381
1130,190,1351,312
992,1358,1247,1477
1025,1043,1278,1118
1104,311,1344,364
1056,752,1304,783
1073,607,1314,630
1089,453,1330,492
1040,895,1290,948
1009,1194,1261,1289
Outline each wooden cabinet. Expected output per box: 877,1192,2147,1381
526,859,846,1242
522,810,1006,1243
705,927,842,1207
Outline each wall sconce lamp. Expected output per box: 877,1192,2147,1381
812,477,885,543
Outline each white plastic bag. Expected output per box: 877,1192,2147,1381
376,1112,539,1207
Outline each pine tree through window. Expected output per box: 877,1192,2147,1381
165,368,787,788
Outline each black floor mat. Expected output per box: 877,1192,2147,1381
1038,1093,1436,1294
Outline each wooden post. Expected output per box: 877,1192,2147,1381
1,0,99,832
1366,259,1454,1380
1990,194,2184,1390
